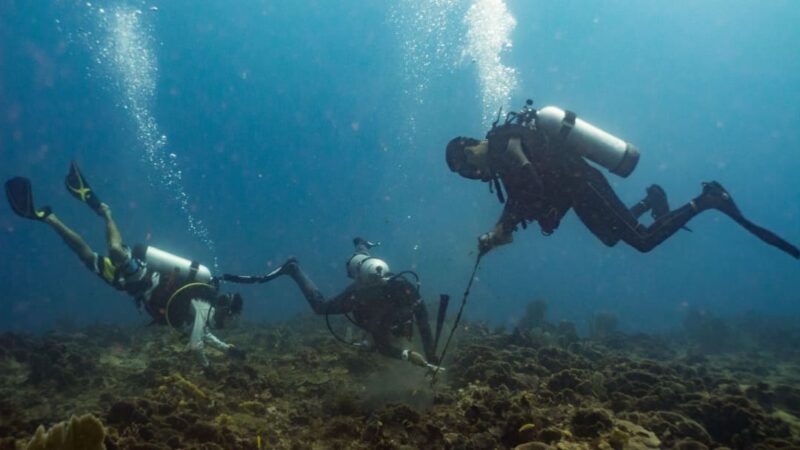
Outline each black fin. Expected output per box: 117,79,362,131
728,212,800,259
65,160,103,214
5,177,51,221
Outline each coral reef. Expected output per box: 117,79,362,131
0,311,798,449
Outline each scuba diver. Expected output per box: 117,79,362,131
4,161,245,367
446,100,800,259
227,238,443,372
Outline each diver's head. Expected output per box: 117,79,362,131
347,253,390,285
213,293,243,328
446,137,493,181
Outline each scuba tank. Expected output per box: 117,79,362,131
132,244,213,284
346,253,390,285
535,105,640,177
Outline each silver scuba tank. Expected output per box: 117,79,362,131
133,245,213,284
536,106,640,177
346,253,390,285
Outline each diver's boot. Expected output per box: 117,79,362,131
628,200,650,220
648,184,692,231
629,184,669,220
261,257,299,281
692,181,743,219
279,257,299,275
645,185,670,220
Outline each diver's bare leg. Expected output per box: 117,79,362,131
43,214,95,266
98,204,127,264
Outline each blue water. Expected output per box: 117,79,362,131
1,0,798,334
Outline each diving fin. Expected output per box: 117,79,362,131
65,160,103,214
700,182,799,259
729,212,799,259
222,257,298,284
260,257,299,282
4,177,51,221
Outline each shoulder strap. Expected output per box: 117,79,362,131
491,176,505,203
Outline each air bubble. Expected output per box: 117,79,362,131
89,6,218,268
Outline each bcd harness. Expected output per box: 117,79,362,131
485,121,564,236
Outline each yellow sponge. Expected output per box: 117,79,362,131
25,414,105,450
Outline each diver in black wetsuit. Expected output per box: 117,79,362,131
446,101,799,258
228,238,442,371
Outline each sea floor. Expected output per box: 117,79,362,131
1,312,799,450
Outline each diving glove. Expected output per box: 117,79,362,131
478,227,512,255
404,350,444,372
425,362,445,373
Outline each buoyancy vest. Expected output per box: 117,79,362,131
351,277,417,339
485,124,581,234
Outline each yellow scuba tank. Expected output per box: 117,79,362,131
536,105,640,177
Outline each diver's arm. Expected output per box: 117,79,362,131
203,330,231,352
478,209,516,254
404,349,445,373
372,322,444,372
188,299,235,367
505,137,531,168
188,300,211,367
507,137,545,187
479,142,525,253
495,207,519,240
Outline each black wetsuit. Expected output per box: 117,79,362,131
285,263,437,362
488,123,700,252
